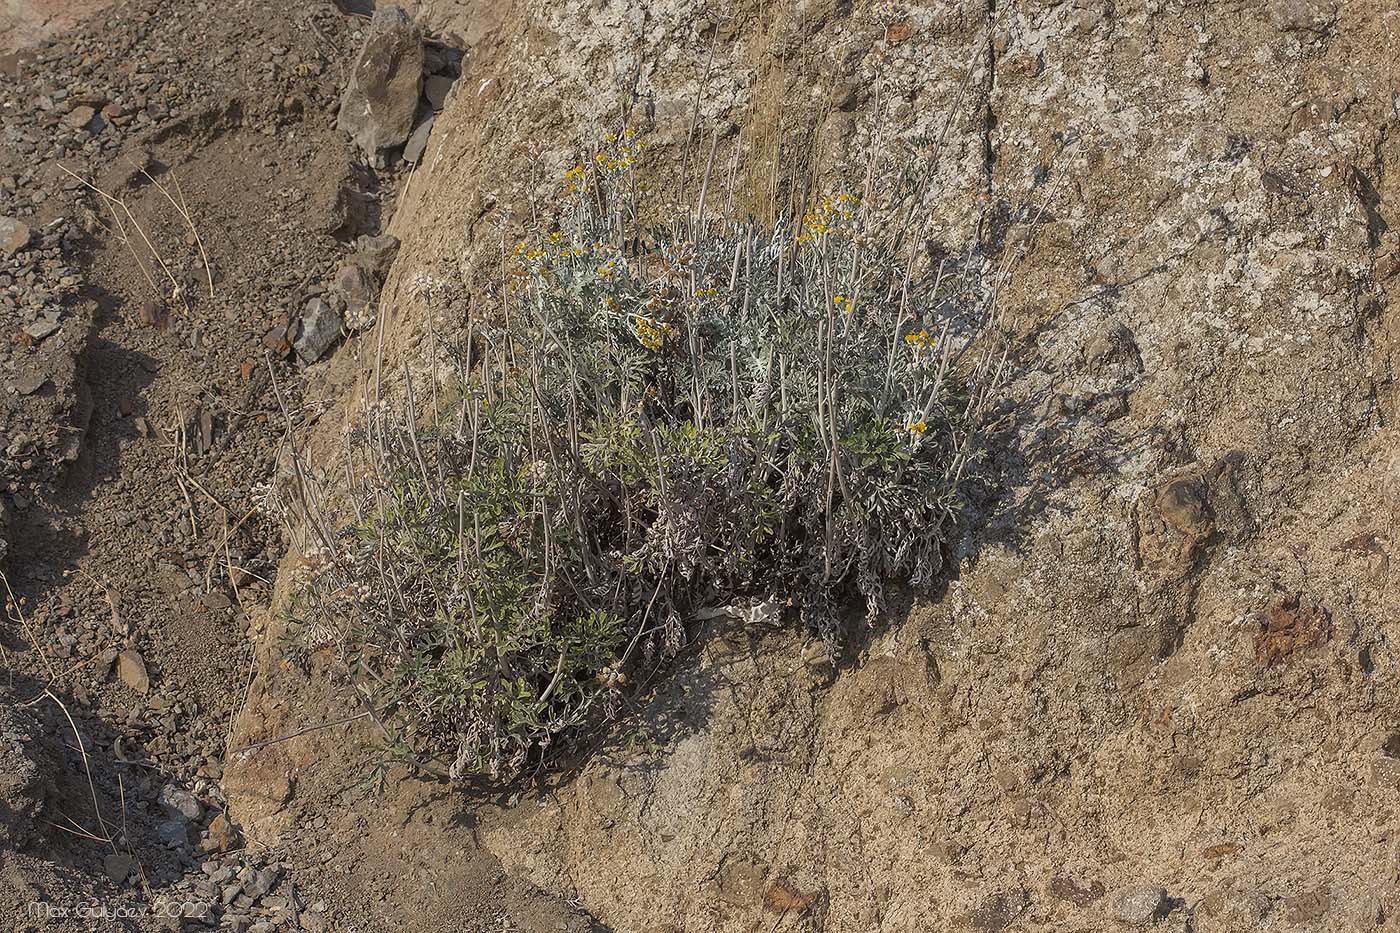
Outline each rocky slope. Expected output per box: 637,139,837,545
1,1,583,930
3,0,1398,930
227,0,1400,930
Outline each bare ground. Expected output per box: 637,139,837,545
1,1,591,929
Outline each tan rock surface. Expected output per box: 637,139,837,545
229,0,1400,929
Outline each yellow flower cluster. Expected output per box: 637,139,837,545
903,328,934,348
833,294,853,313
797,192,861,244
549,229,588,258
633,315,674,352
596,152,635,170
908,420,928,435
563,130,641,187
564,163,587,193
595,129,640,172
516,234,600,262
697,286,718,298
514,241,548,261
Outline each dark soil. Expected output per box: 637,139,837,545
0,2,592,930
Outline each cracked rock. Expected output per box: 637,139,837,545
23,315,61,342
337,6,424,162
351,233,400,279
1111,884,1169,925
1,216,31,256
159,783,204,821
293,297,343,365
403,115,434,164
332,262,376,332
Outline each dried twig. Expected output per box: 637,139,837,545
132,163,214,299
56,163,188,312
230,710,373,759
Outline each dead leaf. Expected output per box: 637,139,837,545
764,879,818,914
887,19,915,43
1255,597,1330,666
1202,842,1243,860
139,298,168,330
1337,531,1380,554
198,407,213,453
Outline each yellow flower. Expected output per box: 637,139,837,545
634,316,668,351
909,421,928,435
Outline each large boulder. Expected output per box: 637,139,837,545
336,6,424,162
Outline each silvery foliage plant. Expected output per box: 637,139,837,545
285,133,1003,782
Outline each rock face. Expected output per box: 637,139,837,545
234,0,1400,929
336,5,424,161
